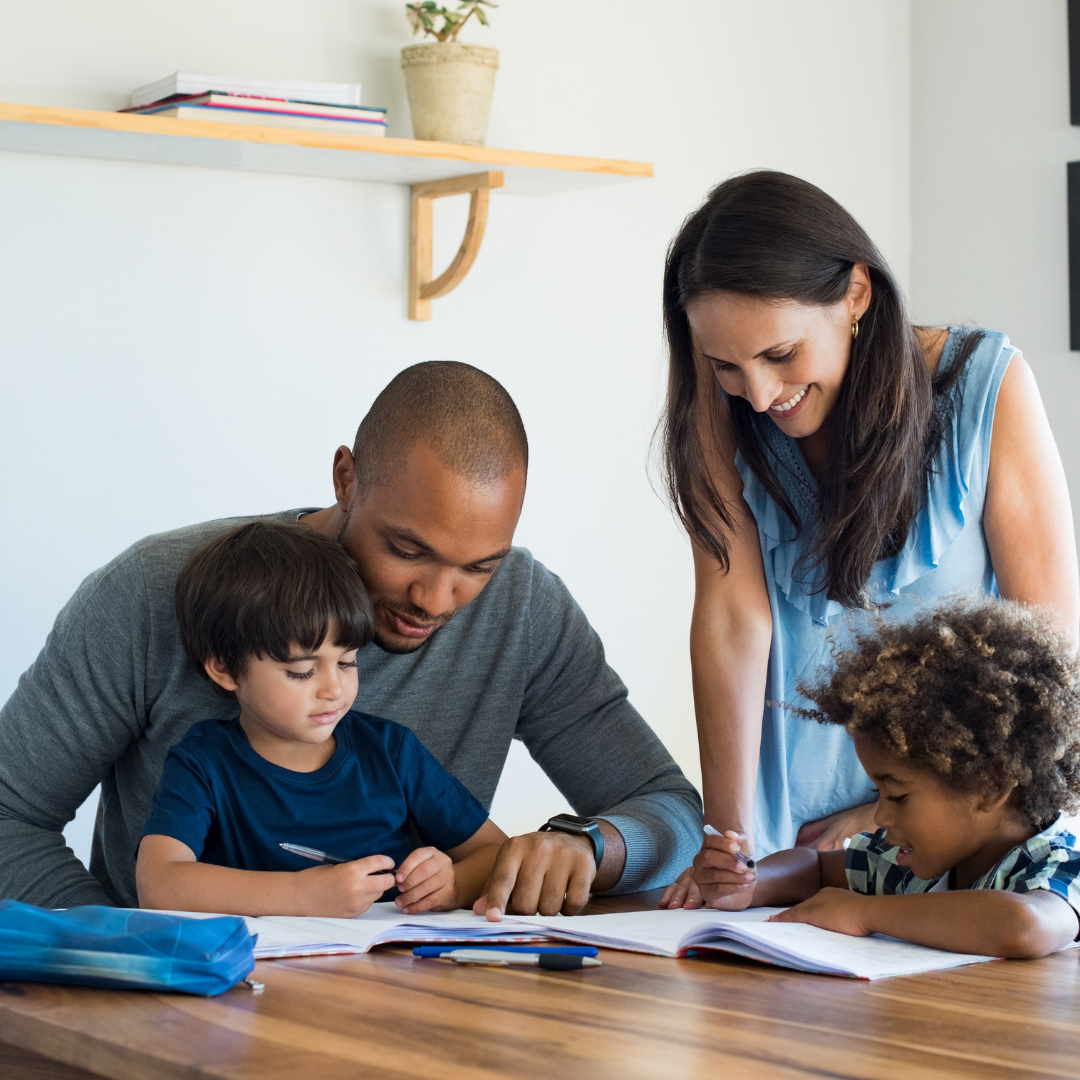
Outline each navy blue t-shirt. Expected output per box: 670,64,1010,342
141,712,489,881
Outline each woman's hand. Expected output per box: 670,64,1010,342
767,887,872,937
692,829,756,909
795,802,877,850
659,867,707,909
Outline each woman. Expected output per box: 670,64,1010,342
659,171,1078,909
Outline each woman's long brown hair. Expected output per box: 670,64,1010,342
661,171,978,608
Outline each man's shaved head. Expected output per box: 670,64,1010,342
352,361,528,495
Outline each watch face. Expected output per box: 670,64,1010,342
551,815,594,829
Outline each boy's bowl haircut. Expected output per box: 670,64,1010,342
175,521,375,687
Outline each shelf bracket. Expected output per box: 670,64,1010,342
409,171,504,321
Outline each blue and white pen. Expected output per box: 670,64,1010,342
703,824,756,869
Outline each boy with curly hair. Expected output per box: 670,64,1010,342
693,598,1080,957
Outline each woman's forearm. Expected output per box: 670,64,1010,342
692,605,772,847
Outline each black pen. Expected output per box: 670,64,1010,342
447,949,602,970
279,843,398,881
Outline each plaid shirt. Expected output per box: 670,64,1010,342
845,824,1080,922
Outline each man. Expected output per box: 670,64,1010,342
0,362,702,915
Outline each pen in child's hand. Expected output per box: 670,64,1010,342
703,824,756,869
279,843,398,880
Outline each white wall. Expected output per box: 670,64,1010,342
0,1,913,866
911,0,1080,535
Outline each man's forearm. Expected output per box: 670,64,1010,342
598,789,703,893
591,819,626,893
0,816,113,908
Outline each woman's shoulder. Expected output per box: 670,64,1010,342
915,326,951,378
927,326,1015,385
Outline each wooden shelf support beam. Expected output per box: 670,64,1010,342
409,171,504,321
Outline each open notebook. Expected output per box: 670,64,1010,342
504,907,1004,979
152,903,1006,979
154,905,551,959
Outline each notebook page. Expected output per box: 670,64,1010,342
146,908,362,958
503,907,784,956
262,904,552,952
703,922,996,979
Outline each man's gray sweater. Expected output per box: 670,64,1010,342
0,511,702,908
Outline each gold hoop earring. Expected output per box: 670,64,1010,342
851,318,860,341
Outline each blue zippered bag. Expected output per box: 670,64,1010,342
0,901,255,996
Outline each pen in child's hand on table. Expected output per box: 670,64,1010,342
703,824,756,869
279,843,398,880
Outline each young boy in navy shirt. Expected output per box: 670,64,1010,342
136,521,507,918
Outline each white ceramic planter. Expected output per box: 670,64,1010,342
401,42,498,146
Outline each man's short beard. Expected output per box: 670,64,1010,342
372,628,430,655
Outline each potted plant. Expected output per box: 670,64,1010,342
401,1,499,146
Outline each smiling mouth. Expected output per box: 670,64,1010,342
769,387,808,416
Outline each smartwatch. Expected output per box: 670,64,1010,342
539,814,605,870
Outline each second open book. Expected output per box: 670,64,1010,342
157,902,1012,980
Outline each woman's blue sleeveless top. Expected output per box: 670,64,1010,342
735,329,1015,856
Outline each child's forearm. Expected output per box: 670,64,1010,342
452,844,502,908
748,847,828,907
138,860,307,916
857,890,1076,958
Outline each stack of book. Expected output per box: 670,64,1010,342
122,72,387,137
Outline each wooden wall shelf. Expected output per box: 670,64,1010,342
0,102,652,318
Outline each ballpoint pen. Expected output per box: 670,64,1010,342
446,949,601,970
279,843,398,879
703,824,756,869
414,945,599,958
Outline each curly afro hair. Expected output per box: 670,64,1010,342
797,598,1080,829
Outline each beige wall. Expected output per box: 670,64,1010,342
911,0,1080,536
0,1,913,859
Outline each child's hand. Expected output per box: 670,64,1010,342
299,855,397,918
394,847,457,914
767,887,873,936
692,830,757,910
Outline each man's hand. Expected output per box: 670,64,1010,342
393,847,457,914
768,887,873,937
473,831,597,919
794,802,878,851
298,855,397,918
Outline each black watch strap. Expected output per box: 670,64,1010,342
539,815,604,871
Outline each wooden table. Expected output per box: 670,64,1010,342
1,891,1078,1079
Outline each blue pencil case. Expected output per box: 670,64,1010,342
0,901,255,996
